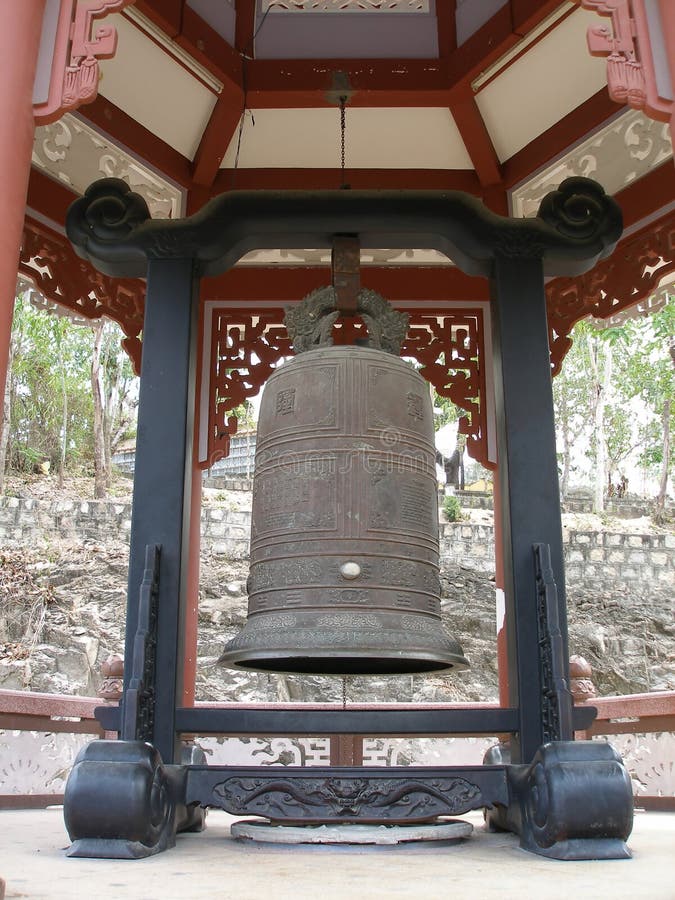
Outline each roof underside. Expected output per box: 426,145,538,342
28,0,674,274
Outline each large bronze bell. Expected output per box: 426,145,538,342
219,287,468,676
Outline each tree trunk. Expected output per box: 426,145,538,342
654,397,671,523
587,334,611,514
55,326,67,490
103,375,113,480
654,340,675,523
91,320,108,499
558,391,572,500
0,336,15,493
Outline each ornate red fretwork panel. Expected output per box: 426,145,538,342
20,216,145,373
403,311,491,469
202,305,493,471
206,309,292,467
546,209,675,373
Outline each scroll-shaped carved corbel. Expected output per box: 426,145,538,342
66,178,153,276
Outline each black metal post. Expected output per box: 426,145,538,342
123,258,200,764
490,254,569,764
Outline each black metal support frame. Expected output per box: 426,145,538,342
62,176,634,860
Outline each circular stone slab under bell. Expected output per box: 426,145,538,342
230,819,473,845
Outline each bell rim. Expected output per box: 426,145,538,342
218,646,470,676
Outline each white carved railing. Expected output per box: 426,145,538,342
1,689,673,809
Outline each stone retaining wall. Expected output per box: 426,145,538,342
439,520,674,587
453,490,674,519
0,496,252,558
1,495,672,587
203,476,253,492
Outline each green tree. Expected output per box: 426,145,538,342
6,292,93,477
553,329,592,499
91,318,138,498
620,295,674,520
433,392,460,429
1,290,138,496
553,297,674,514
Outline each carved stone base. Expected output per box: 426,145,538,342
64,740,184,859
482,741,512,833
178,743,207,834
504,741,634,860
63,740,633,861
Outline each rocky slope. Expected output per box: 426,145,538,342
1,527,672,704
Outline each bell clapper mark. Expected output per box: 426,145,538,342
342,675,348,710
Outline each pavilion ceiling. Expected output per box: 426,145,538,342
24,0,674,301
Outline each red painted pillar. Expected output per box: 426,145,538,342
659,0,675,136
0,0,46,404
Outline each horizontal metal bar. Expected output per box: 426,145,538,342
175,706,519,735
96,704,595,736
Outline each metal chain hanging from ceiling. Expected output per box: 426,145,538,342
339,95,348,189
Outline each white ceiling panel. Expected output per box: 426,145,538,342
475,8,608,163
97,14,217,160
221,107,473,169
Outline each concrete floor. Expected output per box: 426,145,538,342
1,808,673,900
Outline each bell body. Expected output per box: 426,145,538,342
219,345,468,675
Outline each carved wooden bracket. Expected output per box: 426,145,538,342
34,0,134,125
546,207,675,373
20,215,145,373
576,1,674,129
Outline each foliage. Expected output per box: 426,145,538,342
232,400,256,429
552,327,593,498
552,295,674,508
3,292,138,487
8,293,94,474
442,494,462,522
433,392,460,428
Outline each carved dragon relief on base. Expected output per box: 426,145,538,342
211,774,484,821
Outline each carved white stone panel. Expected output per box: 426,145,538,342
0,730,90,794
32,113,183,220
237,248,453,266
362,736,495,766
603,732,675,800
510,109,673,219
195,736,331,766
